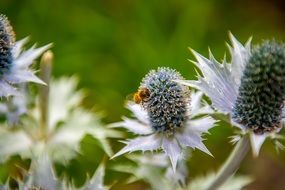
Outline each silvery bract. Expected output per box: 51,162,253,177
112,68,216,171
178,34,285,156
0,15,50,97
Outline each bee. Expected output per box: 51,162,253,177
133,87,150,104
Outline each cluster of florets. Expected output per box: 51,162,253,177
140,67,190,134
0,15,14,76
233,40,285,134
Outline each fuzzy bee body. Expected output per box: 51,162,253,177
133,88,150,104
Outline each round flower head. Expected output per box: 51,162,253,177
0,15,51,97
140,68,189,134
232,41,285,134
178,33,285,156
112,67,216,171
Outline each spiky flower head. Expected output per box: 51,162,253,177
112,67,216,171
233,41,285,134
178,33,285,156
0,14,51,97
0,15,15,76
140,67,190,134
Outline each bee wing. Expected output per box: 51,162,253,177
126,93,135,101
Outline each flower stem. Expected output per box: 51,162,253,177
39,51,53,138
206,135,250,190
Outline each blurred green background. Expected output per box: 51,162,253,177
1,0,285,189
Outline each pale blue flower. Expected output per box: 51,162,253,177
178,34,285,156
112,68,216,171
0,15,51,97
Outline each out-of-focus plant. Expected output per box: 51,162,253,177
0,50,121,188
185,173,252,190
0,52,120,163
112,152,189,190
0,154,107,190
112,152,252,190
0,84,29,126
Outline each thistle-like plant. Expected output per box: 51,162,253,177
0,15,51,97
178,34,285,155
112,67,216,171
0,77,120,162
112,153,188,190
178,33,285,189
0,52,121,170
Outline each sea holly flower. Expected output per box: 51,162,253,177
178,33,285,156
112,67,216,171
0,15,51,97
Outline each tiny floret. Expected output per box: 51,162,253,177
233,41,285,134
140,67,190,133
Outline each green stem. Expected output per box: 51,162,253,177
39,51,53,139
206,135,250,190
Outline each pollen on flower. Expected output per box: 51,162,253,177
232,40,285,134
140,67,190,134
0,15,15,76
